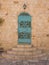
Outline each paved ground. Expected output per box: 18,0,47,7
0,56,49,65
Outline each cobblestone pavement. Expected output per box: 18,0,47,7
0,57,49,65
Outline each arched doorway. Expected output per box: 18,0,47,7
18,12,31,44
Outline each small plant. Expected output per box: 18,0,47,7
0,18,4,26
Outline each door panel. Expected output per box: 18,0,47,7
18,12,31,44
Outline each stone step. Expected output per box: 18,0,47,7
2,53,33,60
32,50,42,54
2,53,47,61
2,53,15,59
2,52,46,60
16,45,32,48
8,48,42,53
7,51,33,55
12,47,37,52
6,50,42,57
2,53,32,57
2,46,46,60
2,53,38,60
2,48,43,59
3,52,43,59
14,56,34,60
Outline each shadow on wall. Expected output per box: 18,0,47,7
0,43,5,54
0,18,5,54
0,18,5,26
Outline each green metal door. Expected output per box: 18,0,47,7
18,12,31,44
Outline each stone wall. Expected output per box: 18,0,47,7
0,0,49,50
